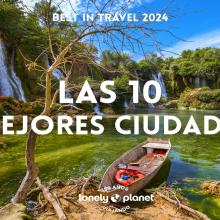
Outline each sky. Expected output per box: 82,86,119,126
128,0,220,58
154,0,220,57
22,0,220,59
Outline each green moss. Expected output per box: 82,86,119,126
164,100,178,109
77,101,93,112
0,104,4,116
196,89,220,103
32,101,44,115
179,88,220,110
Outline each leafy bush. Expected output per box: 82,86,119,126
179,87,220,110
32,101,44,115
196,89,220,102
113,73,130,94
0,3,24,44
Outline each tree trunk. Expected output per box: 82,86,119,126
11,129,38,203
43,70,52,115
12,70,53,203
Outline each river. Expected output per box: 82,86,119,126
0,109,220,219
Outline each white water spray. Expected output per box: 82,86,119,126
151,72,167,100
93,103,104,116
124,99,129,109
0,39,26,101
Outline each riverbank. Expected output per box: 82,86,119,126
164,88,220,110
1,87,220,121
0,176,210,220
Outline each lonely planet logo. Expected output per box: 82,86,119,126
110,194,121,203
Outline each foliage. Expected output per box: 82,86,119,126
0,104,4,116
179,87,220,110
113,73,130,94
1,0,220,102
196,88,220,102
137,54,162,79
73,76,99,85
162,48,220,80
32,101,44,115
19,14,47,58
161,48,220,97
0,3,25,44
100,50,131,70
197,61,220,80
178,60,198,77
34,0,59,27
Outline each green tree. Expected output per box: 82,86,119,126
0,3,24,44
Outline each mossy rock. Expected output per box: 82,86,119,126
0,203,32,220
0,96,24,114
111,96,126,113
20,102,33,114
201,181,220,198
77,102,93,112
32,101,44,115
102,106,115,114
0,96,21,106
164,100,178,109
51,103,62,112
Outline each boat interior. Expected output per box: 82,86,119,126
116,140,170,182
99,138,171,189
116,147,168,175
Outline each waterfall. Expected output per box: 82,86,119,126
10,50,26,101
194,77,200,88
194,77,207,88
44,54,84,111
53,68,63,79
151,72,167,100
3,110,9,115
124,99,129,109
201,78,207,87
147,102,155,109
0,39,14,97
93,103,104,116
44,54,63,79
0,39,25,101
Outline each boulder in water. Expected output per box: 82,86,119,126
201,181,220,198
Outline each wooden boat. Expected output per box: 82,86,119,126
99,138,171,197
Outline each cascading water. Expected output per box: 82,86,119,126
93,103,104,116
10,51,26,101
151,72,167,100
0,39,25,101
124,99,129,109
0,39,14,97
148,72,167,108
194,77,207,88
44,54,64,80
44,54,83,111
45,53,71,102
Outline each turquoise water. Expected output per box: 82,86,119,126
0,109,220,219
